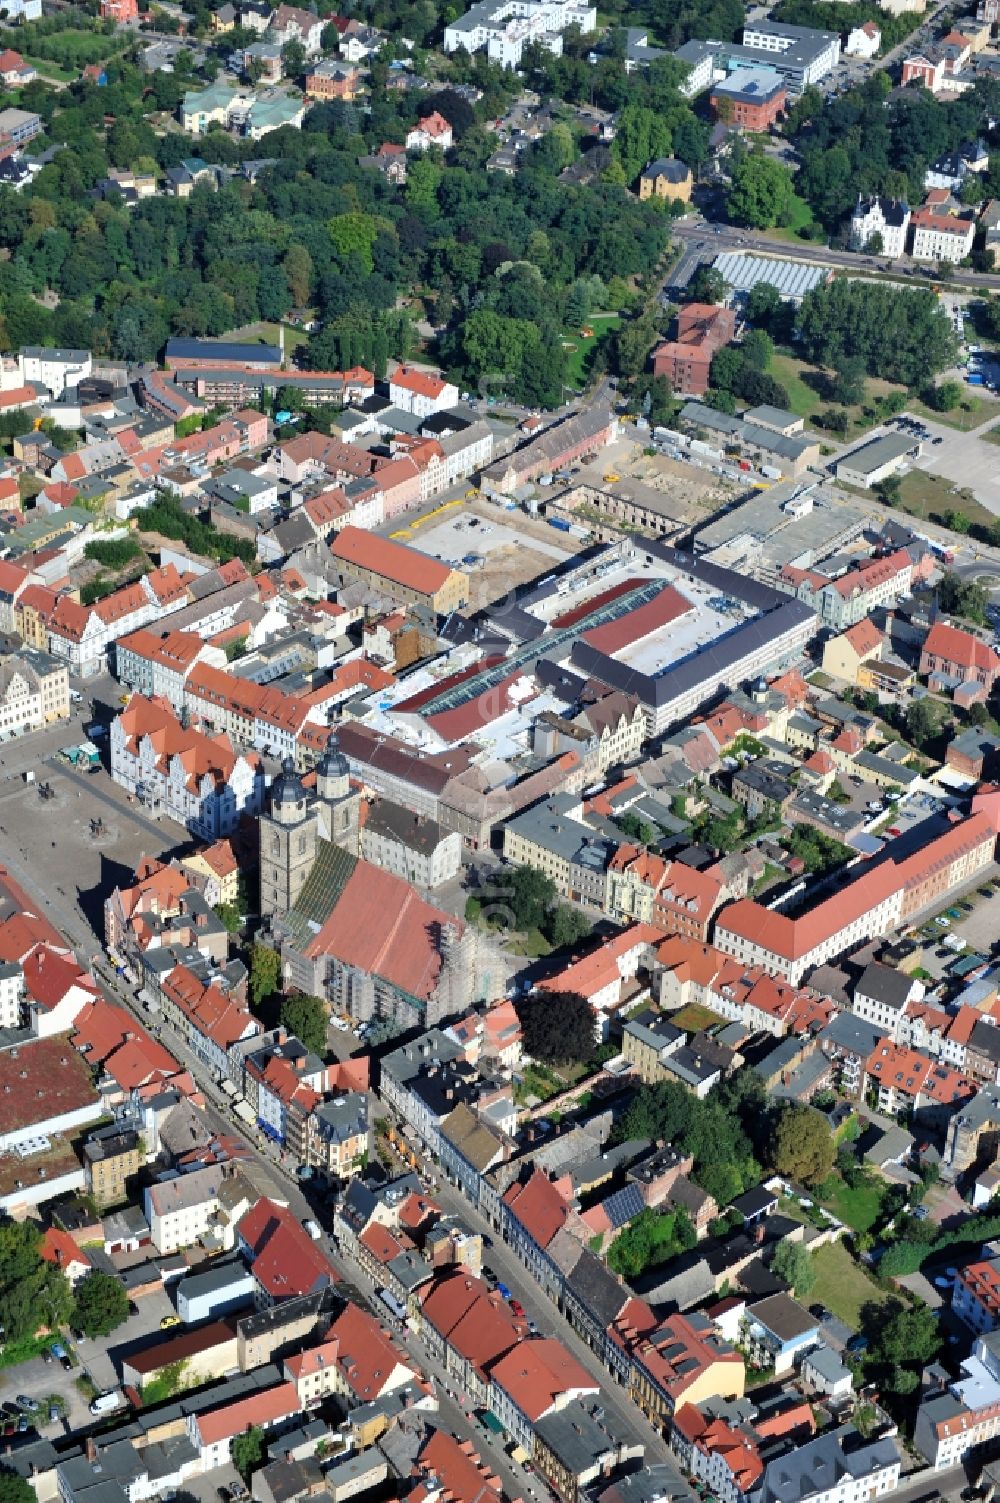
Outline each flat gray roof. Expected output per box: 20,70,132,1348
837,431,917,476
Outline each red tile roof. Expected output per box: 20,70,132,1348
332,526,455,595
582,584,690,656
412,1429,503,1503
304,858,462,1003
420,1272,523,1373
40,1226,91,1274
196,1382,300,1446
238,1197,336,1298
924,622,1000,674
502,1171,570,1251
488,1338,597,1422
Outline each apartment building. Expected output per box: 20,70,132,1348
715,791,1000,983
444,0,597,68
0,647,69,739
953,1258,1000,1335
849,194,911,255
144,1163,226,1254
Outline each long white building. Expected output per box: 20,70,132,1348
444,0,596,66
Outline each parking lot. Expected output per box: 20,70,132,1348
0,1348,92,1438
74,1283,178,1392
952,881,1000,953
907,412,1000,514
404,506,578,611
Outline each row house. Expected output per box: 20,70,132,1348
111,694,266,838
47,564,193,677
283,1301,423,1412
489,1339,599,1456
865,1038,976,1131
605,848,726,943
115,628,227,708
612,1309,744,1436
953,1257,1000,1335
189,1382,302,1472
159,963,261,1079
778,548,923,630
916,1330,1000,1468
238,1197,336,1307
417,1269,525,1409
652,935,835,1040
501,1169,576,1300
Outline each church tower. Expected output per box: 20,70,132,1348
259,758,319,918
315,731,361,856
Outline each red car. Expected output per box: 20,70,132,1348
510,1299,526,1318
887,827,902,837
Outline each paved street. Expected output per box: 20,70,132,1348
668,218,1000,296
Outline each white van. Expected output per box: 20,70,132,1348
90,1391,126,1416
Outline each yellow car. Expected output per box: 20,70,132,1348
160,1315,180,1329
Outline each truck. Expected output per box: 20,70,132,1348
303,1219,322,1242
547,517,571,532
760,464,782,481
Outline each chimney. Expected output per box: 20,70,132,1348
85,1438,98,1462
753,1222,765,1246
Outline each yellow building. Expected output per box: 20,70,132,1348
821,617,883,684
84,1129,141,1210
638,157,693,202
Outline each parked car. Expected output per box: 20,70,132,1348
60,1356,73,1372
16,1397,37,1412
510,1299,526,1318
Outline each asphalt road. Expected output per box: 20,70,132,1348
669,219,1000,295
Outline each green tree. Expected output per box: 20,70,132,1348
516,990,596,1066
0,1220,72,1342
770,1104,835,1185
612,103,671,184
925,379,962,412
329,211,382,275
771,1239,816,1298
905,698,939,750
943,509,971,534
688,265,727,305
279,994,328,1056
232,1426,265,1482
281,39,307,78
0,1471,35,1503
938,572,987,624
250,943,280,1008
547,904,592,948
73,1270,130,1339
282,243,313,307
830,356,866,406
726,153,796,229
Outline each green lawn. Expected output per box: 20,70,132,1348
562,313,620,387
21,54,75,81
672,1001,722,1032
758,194,814,245
818,1172,886,1234
810,1240,890,1328
892,470,996,533
909,393,995,431
768,351,903,439
227,319,309,357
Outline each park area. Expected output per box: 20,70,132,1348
561,313,620,387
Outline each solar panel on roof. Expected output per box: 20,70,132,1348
602,1183,644,1230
